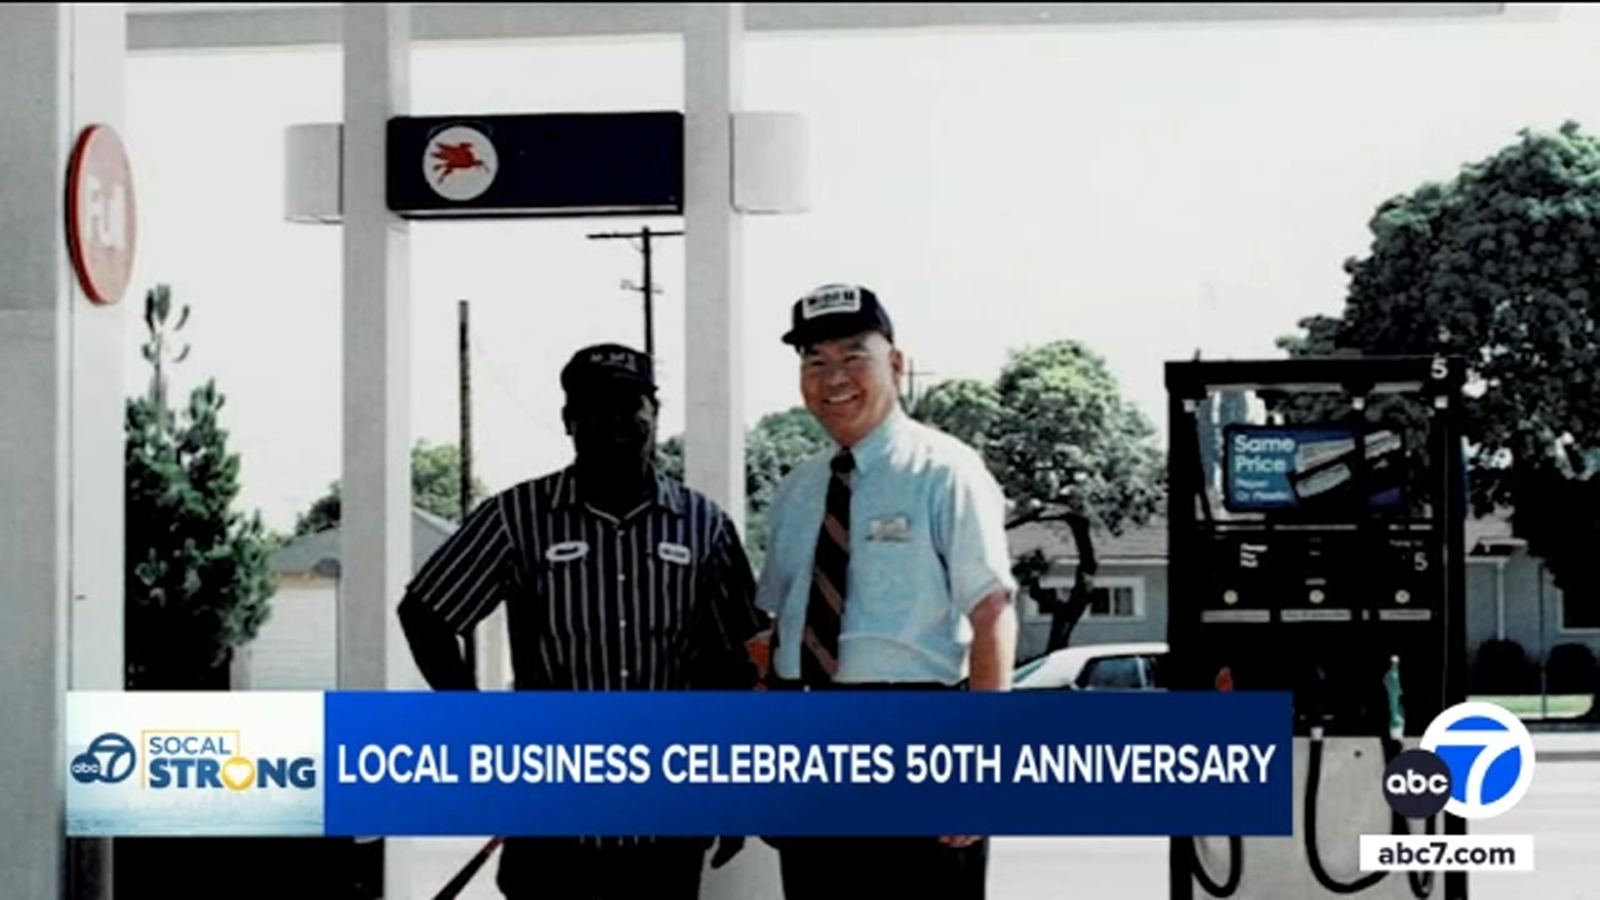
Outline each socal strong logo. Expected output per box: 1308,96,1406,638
70,729,318,792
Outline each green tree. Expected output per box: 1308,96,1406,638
911,339,1166,650
293,440,489,536
125,285,276,690
742,408,833,569
914,340,1165,532
656,408,831,572
1279,122,1600,711
906,379,1004,455
656,435,684,483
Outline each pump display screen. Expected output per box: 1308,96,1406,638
1223,424,1405,514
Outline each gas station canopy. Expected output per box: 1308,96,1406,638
126,3,1543,52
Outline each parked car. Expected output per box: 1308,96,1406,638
1013,641,1168,691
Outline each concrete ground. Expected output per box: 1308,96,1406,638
404,732,1600,900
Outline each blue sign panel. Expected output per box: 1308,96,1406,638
1224,424,1404,514
322,691,1293,838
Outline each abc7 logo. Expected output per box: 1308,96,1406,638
1382,749,1453,818
70,732,137,785
1384,701,1538,820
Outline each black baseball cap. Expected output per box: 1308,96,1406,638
560,343,657,397
780,283,895,348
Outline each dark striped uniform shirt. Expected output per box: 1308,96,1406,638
399,466,767,847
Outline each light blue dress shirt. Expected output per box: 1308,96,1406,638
756,406,1018,684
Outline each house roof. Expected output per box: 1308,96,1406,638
273,507,460,577
1009,518,1170,561
1009,507,1523,562
272,526,341,576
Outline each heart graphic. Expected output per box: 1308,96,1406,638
221,756,255,791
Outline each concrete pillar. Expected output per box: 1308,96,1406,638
683,2,747,533
340,3,412,897
338,0,411,697
0,4,125,898
684,7,780,896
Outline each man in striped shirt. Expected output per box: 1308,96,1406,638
397,343,769,900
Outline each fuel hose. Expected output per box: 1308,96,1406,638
1187,834,1242,897
1305,730,1434,897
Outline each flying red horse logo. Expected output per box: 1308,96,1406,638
430,141,490,184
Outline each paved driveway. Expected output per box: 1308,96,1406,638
401,733,1600,899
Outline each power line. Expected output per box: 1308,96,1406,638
587,226,683,359
904,356,938,408
468,333,567,443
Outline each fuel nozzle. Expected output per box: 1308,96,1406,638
1384,655,1405,740
1302,662,1330,735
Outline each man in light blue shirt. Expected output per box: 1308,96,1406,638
755,282,1018,899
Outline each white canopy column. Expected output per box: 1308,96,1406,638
683,2,748,529
0,4,127,898
339,3,415,898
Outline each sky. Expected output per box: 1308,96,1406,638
122,6,1600,535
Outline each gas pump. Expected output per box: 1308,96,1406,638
1165,357,1470,900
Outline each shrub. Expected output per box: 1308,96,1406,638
1472,639,1536,695
1544,643,1598,695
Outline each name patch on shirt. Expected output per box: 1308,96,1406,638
868,516,913,542
546,540,589,563
658,542,693,566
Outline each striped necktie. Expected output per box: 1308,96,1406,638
801,449,855,688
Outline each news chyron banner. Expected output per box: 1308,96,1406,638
67,691,1292,838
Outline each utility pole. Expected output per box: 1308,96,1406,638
903,357,937,410
458,299,476,676
587,226,683,358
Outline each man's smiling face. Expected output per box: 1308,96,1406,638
799,330,904,448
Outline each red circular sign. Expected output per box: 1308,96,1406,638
66,124,137,305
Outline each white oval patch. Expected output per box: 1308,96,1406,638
658,542,693,566
546,540,589,563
